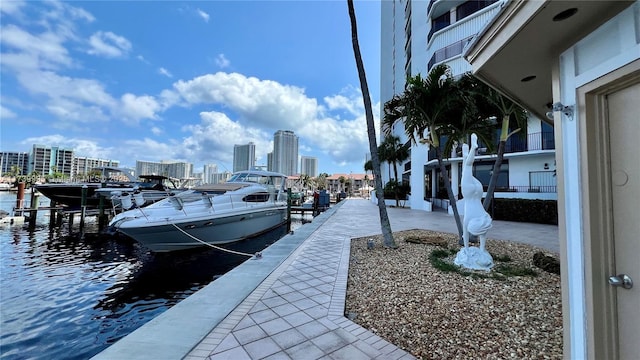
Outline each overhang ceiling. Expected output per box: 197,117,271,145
465,0,635,124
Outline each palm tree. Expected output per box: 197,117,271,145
471,81,528,209
347,0,396,248
378,135,410,207
382,65,468,239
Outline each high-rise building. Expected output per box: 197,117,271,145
203,163,218,184
72,156,119,179
29,144,74,177
136,160,192,179
233,142,256,172
0,151,29,176
381,0,555,211
267,152,273,172
272,130,298,176
300,156,318,177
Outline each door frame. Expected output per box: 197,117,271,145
578,59,640,360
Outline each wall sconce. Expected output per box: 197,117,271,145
544,163,549,170
546,102,575,121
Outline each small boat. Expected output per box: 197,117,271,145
108,170,289,252
34,167,137,208
95,175,186,210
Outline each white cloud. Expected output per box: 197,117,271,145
22,135,113,159
87,31,132,58
168,72,378,168
151,127,162,135
158,67,173,78
0,0,25,16
179,111,272,164
215,53,230,68
119,94,161,123
0,105,17,119
171,72,318,129
0,24,72,70
197,8,210,22
137,55,150,64
324,86,364,117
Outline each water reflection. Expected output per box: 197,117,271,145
1,192,308,360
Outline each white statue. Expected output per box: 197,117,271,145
454,133,494,271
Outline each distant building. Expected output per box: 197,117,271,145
72,156,120,179
267,152,273,172
300,156,318,177
136,160,192,179
0,151,29,176
272,130,298,176
29,144,74,177
233,142,256,172
203,164,218,184
210,171,232,184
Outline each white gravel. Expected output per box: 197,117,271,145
346,229,563,359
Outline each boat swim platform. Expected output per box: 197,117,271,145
92,198,559,360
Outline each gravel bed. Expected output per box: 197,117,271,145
346,229,562,359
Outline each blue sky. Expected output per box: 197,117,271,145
0,0,381,176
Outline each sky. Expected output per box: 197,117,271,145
0,0,382,176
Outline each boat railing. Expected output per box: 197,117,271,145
159,191,286,215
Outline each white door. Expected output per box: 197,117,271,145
607,81,640,360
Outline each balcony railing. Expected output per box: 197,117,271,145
427,36,474,70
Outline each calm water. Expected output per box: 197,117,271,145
0,192,308,359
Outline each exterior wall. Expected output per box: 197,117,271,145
272,130,298,176
555,4,640,358
0,152,29,176
233,143,256,172
135,160,193,179
300,156,318,177
382,0,522,212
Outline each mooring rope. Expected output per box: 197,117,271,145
170,223,261,258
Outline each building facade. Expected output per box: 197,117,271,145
203,164,218,184
72,157,120,179
381,0,555,212
233,142,256,172
300,156,318,177
135,160,193,179
29,144,74,177
465,1,639,357
272,130,298,176
0,151,29,176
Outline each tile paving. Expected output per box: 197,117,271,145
184,199,558,359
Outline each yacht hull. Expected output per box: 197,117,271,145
114,206,288,252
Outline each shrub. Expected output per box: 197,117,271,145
486,198,558,225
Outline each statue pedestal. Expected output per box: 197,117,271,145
454,246,494,271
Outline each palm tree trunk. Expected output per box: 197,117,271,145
347,0,396,248
483,115,510,210
435,147,464,239
393,162,400,207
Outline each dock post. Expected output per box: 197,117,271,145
80,185,87,236
98,194,106,231
28,189,40,230
50,201,57,229
15,182,25,211
287,188,292,233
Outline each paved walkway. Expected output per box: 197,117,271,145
182,199,558,360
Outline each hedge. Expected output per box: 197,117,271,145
486,198,558,225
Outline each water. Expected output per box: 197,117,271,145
0,192,309,359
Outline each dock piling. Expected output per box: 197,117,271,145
80,185,87,236
28,190,40,230
15,182,25,211
287,188,292,233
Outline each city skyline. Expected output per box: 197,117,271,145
0,1,381,176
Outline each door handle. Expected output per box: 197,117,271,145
608,274,633,289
